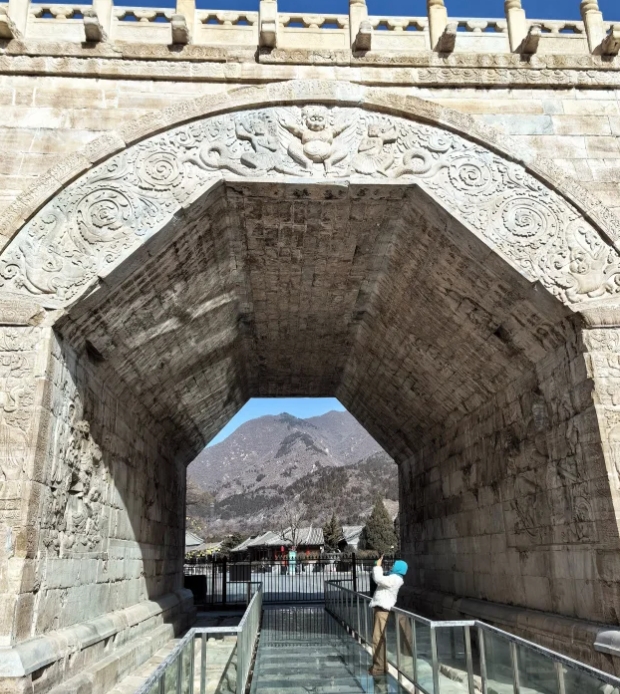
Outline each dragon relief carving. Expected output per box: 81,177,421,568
45,413,106,557
1,105,620,309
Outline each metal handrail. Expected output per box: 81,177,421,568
134,585,263,694
325,580,620,694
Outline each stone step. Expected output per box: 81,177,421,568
253,684,367,694
258,648,343,654
256,658,352,670
257,654,348,667
255,670,365,682
257,644,343,653
256,655,349,667
103,630,181,694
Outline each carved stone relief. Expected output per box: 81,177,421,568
0,328,40,525
583,328,620,494
42,395,107,558
1,105,619,311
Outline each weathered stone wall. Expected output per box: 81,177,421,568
0,324,192,692
398,318,620,670
4,4,620,687
36,331,185,628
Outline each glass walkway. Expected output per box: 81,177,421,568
251,606,405,694
135,582,620,694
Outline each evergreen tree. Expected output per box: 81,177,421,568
360,498,397,555
220,532,245,552
323,513,344,551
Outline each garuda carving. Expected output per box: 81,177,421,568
1,104,620,310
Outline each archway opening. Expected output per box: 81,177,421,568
46,178,589,628
185,396,398,546
4,91,620,689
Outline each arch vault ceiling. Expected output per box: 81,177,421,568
57,181,571,464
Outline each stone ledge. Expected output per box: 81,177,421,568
1,39,620,71
578,305,620,328
2,50,620,87
400,586,620,675
0,589,194,678
47,622,179,694
595,630,620,658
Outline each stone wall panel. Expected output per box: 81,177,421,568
0,56,620,688
0,323,189,689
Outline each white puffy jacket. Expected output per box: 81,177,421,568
369,566,404,611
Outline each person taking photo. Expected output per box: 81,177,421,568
368,555,409,677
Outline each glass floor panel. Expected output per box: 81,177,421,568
251,607,407,694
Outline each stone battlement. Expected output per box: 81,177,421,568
0,0,619,58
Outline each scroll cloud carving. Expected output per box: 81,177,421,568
1,105,620,310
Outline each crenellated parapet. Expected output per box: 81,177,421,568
0,0,618,57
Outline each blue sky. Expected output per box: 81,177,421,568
208,397,346,446
100,0,620,20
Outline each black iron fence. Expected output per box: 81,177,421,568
184,555,396,606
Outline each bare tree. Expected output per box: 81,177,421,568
186,479,209,507
275,500,308,548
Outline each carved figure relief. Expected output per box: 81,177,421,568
352,123,398,176
279,106,355,173
605,411,620,482
559,220,620,302
1,105,620,310
0,328,40,522
583,328,620,355
44,409,106,557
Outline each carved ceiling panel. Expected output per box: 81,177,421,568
57,182,571,461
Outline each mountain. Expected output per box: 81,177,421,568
187,410,398,538
189,411,385,499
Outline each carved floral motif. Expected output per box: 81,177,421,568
2,105,620,309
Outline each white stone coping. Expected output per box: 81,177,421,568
595,630,620,658
0,0,617,60
0,588,193,678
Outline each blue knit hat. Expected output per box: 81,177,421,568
391,560,408,576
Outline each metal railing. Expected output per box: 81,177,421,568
184,556,388,605
135,585,262,694
325,581,620,694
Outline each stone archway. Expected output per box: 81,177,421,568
1,90,619,310
2,82,620,692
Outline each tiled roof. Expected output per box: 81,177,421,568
185,530,205,547
230,526,324,552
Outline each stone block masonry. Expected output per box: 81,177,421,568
1,1,620,691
